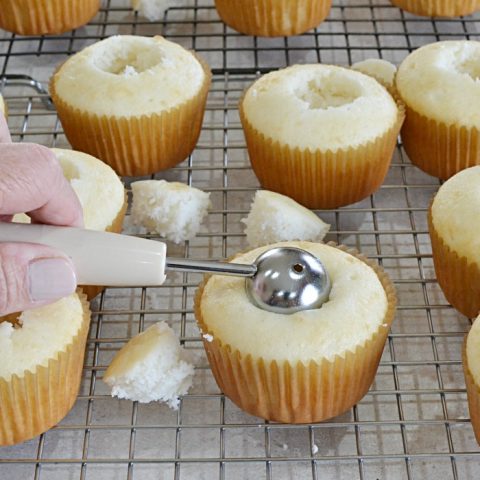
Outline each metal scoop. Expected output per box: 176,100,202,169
0,223,331,314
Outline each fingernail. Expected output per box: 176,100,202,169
28,258,77,302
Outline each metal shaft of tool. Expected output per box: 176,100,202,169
165,258,257,277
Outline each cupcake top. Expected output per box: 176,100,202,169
396,40,480,128
241,64,398,152
431,166,480,262
0,294,85,380
199,241,389,364
466,315,480,385
52,35,206,117
52,148,125,231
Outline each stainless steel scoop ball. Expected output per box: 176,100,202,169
0,223,332,314
245,247,331,314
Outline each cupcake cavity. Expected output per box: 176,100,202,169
242,64,398,151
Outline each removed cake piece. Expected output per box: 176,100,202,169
351,58,397,90
131,180,210,243
242,190,330,248
195,241,396,423
103,322,195,409
132,0,171,20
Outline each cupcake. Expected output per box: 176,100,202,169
194,241,396,423
50,35,211,176
240,65,404,209
0,292,90,446
428,166,480,318
391,0,479,17
464,315,480,445
396,41,480,179
15,148,127,299
214,0,332,37
0,0,100,36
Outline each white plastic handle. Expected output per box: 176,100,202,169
0,223,167,286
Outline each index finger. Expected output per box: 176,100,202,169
0,143,84,227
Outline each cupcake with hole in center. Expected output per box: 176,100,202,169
240,64,404,209
51,35,211,176
396,40,480,179
195,241,396,423
0,292,90,446
0,0,100,36
214,0,332,37
391,0,479,17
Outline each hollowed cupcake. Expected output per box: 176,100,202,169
195,241,396,423
51,35,211,176
0,292,90,445
240,64,404,209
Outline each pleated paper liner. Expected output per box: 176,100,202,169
0,0,100,36
81,191,127,300
391,0,479,17
428,206,480,318
463,338,480,445
400,104,480,180
214,0,332,37
194,243,397,424
0,291,91,446
50,56,212,177
239,95,405,209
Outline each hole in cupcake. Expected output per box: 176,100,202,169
456,58,480,81
292,264,304,274
295,75,362,109
93,41,163,76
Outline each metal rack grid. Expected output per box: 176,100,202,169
1,1,480,479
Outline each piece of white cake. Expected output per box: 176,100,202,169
131,180,210,243
242,190,330,248
103,322,194,409
131,0,172,21
351,59,397,89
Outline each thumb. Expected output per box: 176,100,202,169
0,242,77,315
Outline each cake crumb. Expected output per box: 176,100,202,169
122,65,138,77
312,444,319,455
202,333,214,343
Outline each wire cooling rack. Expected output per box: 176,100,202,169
1,1,480,479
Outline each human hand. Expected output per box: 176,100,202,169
0,114,83,315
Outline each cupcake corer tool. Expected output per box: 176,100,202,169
0,223,331,314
